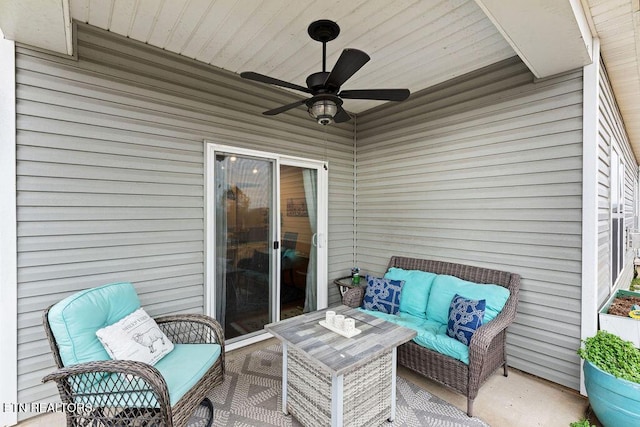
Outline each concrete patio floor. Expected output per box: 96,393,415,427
399,361,593,427
18,337,595,427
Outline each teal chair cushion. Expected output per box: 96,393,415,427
47,282,141,367
155,344,222,405
48,282,222,407
73,344,222,408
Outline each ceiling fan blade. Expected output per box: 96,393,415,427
262,99,307,116
334,107,351,123
339,89,410,101
324,49,370,89
241,71,312,94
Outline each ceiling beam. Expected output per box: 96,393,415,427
0,0,73,55
475,0,593,78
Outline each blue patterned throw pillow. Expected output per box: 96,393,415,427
446,294,486,346
361,275,404,314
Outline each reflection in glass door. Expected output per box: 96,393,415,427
214,153,274,341
279,165,318,321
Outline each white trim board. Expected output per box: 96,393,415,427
580,37,600,396
0,32,18,427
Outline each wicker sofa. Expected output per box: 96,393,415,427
342,256,520,416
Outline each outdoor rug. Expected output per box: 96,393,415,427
230,306,302,336
188,344,490,427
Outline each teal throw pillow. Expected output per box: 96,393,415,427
361,275,404,315
446,294,486,346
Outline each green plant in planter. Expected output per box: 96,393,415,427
577,330,640,383
569,420,595,427
577,330,640,426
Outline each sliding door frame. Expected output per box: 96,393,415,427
204,142,328,348
279,155,329,311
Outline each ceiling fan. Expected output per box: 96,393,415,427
240,19,410,125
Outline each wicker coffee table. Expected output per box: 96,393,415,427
265,305,416,427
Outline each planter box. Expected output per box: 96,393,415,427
599,289,640,348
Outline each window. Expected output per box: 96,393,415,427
611,148,624,286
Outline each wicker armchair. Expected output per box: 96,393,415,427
42,283,225,427
343,256,520,417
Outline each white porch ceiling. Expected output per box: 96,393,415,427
1,0,639,156
65,0,519,113
588,0,640,156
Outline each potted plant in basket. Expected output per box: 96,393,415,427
577,330,640,426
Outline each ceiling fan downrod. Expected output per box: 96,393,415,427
308,19,340,73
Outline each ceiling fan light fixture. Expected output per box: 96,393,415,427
308,99,337,125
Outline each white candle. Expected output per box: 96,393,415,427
344,318,355,334
334,314,345,330
325,311,336,326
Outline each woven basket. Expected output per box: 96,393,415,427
287,346,392,427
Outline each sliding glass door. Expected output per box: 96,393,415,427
279,164,318,318
207,144,327,345
213,152,274,341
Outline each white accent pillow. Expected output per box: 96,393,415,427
96,308,174,365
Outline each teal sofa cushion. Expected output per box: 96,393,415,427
384,268,436,319
47,282,141,367
155,343,221,405
360,309,470,364
413,320,470,364
359,270,510,365
426,275,510,325
357,308,427,333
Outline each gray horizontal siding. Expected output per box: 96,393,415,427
16,23,354,413
355,58,584,389
596,60,638,305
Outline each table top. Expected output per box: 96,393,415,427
333,276,362,288
265,305,417,376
